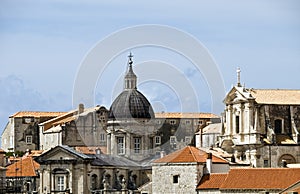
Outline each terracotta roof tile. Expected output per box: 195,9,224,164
154,146,228,164
6,157,40,177
197,174,228,189
220,168,300,190
155,112,220,119
11,111,65,118
39,110,77,131
250,89,300,105
75,146,107,155
280,180,300,194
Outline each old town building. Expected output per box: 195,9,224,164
152,146,229,194
39,105,108,151
220,69,300,167
36,145,152,194
1,112,65,152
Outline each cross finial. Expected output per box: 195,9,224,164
236,67,241,87
128,52,133,65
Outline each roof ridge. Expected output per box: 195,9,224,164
188,146,198,162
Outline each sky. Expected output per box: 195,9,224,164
0,0,300,135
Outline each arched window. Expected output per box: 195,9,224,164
274,119,283,134
278,154,296,166
91,174,98,190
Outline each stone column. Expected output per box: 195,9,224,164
107,133,111,155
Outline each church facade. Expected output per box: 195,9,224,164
220,68,300,167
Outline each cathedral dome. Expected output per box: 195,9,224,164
108,53,154,120
109,89,154,119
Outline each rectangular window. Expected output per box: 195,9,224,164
170,136,176,143
185,136,191,144
117,137,125,155
173,175,179,184
57,176,64,191
134,137,141,154
236,116,240,134
155,136,161,145
26,136,32,144
264,160,269,167
23,117,34,124
100,133,106,142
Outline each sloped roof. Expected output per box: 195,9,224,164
154,146,228,164
155,112,220,119
39,110,77,131
10,111,65,118
75,146,107,155
220,168,300,190
201,123,222,134
6,157,40,177
37,145,93,162
250,89,300,105
280,180,300,194
197,174,228,189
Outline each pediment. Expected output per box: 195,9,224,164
43,149,78,161
224,86,250,104
37,145,90,162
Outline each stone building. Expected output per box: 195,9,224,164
195,123,222,148
6,155,40,193
39,105,108,151
0,149,6,194
152,146,229,194
106,53,157,161
36,145,152,194
155,112,220,152
220,69,300,167
1,112,65,152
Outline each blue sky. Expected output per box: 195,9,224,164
0,0,300,134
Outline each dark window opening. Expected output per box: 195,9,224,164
235,116,240,134
173,175,179,184
275,119,282,134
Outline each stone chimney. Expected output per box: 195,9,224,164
78,103,84,114
206,152,212,174
160,151,166,158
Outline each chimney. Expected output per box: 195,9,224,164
78,103,84,114
206,152,212,174
160,151,166,158
95,148,101,157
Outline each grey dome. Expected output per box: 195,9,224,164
109,89,154,120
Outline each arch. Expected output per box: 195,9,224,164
278,154,296,166
91,174,98,190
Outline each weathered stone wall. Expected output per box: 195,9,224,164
152,163,201,194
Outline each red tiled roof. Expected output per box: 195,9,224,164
197,174,228,189
6,157,40,177
198,168,300,191
75,146,107,155
155,112,220,119
250,89,300,105
154,146,228,164
40,110,77,131
280,180,300,194
11,111,65,118
221,168,300,190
